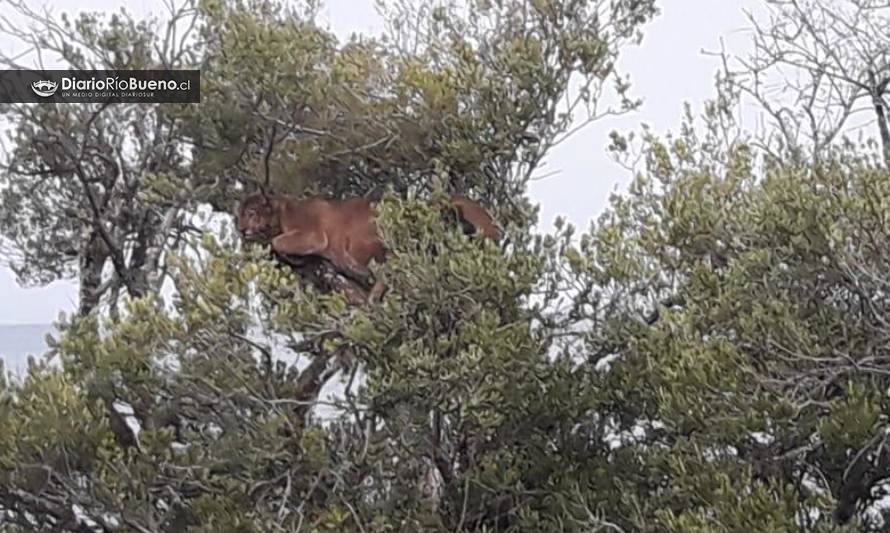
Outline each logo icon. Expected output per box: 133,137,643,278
31,80,58,97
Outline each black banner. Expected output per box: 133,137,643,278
0,69,201,103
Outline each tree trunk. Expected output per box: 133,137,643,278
873,94,890,169
77,231,109,316
868,72,890,169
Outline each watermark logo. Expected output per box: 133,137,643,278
0,70,200,104
31,80,58,97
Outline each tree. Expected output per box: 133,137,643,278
11,0,890,529
0,0,209,316
594,81,890,527
0,0,660,530
719,0,890,167
0,0,655,319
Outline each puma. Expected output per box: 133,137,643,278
237,192,500,302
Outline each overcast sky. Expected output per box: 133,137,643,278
0,0,759,325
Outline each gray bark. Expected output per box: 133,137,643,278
77,231,109,316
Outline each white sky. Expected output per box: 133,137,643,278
0,0,759,325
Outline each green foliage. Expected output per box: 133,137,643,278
576,106,890,529
1,1,663,528
1,0,655,315
10,0,890,531
14,138,890,528
179,0,656,228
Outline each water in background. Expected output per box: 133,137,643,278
0,323,353,419
0,323,54,377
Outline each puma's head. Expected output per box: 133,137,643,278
236,193,280,241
